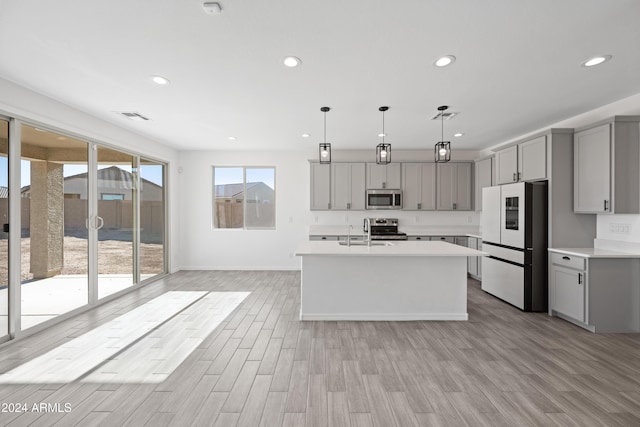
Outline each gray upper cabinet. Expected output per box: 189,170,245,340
474,157,493,211
574,117,640,214
436,162,472,211
495,136,547,184
402,163,436,210
366,163,401,189
310,162,331,210
331,163,365,210
495,145,518,184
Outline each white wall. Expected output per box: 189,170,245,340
0,77,181,272
177,149,311,270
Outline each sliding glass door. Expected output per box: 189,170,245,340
96,147,136,299
140,158,165,279
20,125,89,330
0,117,168,339
0,119,8,339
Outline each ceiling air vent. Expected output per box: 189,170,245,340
117,112,150,122
430,111,459,120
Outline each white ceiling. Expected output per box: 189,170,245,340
1,0,639,152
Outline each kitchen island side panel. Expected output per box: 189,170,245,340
300,255,468,321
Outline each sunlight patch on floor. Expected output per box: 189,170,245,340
83,292,249,383
0,291,208,384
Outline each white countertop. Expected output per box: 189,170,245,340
548,247,640,259
308,225,481,237
295,240,488,257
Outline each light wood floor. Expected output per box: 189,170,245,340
1,270,640,426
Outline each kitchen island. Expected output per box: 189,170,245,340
295,240,487,321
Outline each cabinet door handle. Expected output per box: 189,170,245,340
417,203,422,210
562,256,570,260
578,273,583,284
347,202,351,210
382,182,386,189
513,172,516,182
416,237,422,240
453,203,457,210
604,200,608,211
517,172,521,181
321,237,327,240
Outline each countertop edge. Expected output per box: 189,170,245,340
548,247,640,259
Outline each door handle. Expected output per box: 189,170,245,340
96,216,104,230
604,200,608,211
578,273,583,284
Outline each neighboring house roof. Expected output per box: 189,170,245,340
21,166,161,193
0,186,7,198
215,182,273,199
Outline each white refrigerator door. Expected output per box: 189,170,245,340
481,186,501,244
500,182,525,249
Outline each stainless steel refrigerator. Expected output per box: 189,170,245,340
481,181,548,311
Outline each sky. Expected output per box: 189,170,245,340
213,167,275,189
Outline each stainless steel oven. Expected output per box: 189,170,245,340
366,189,402,209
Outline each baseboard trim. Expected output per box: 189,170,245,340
299,312,468,321
178,266,301,271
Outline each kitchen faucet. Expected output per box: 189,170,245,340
364,218,371,246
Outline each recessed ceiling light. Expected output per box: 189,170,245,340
227,136,237,141
301,133,310,138
582,55,612,67
454,133,464,137
283,56,302,67
434,55,456,67
152,75,170,85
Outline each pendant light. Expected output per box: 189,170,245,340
319,107,331,164
434,105,451,162
376,106,391,164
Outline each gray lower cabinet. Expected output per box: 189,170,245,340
550,252,640,332
309,235,339,241
467,237,482,279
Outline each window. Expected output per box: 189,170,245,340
101,193,125,200
213,166,275,229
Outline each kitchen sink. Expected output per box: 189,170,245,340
338,241,394,246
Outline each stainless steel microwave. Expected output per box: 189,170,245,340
366,189,402,209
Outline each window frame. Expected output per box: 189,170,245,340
212,166,276,230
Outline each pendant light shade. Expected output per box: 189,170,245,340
376,106,391,164
434,105,451,162
319,107,331,164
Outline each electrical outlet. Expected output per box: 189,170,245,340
609,223,631,233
